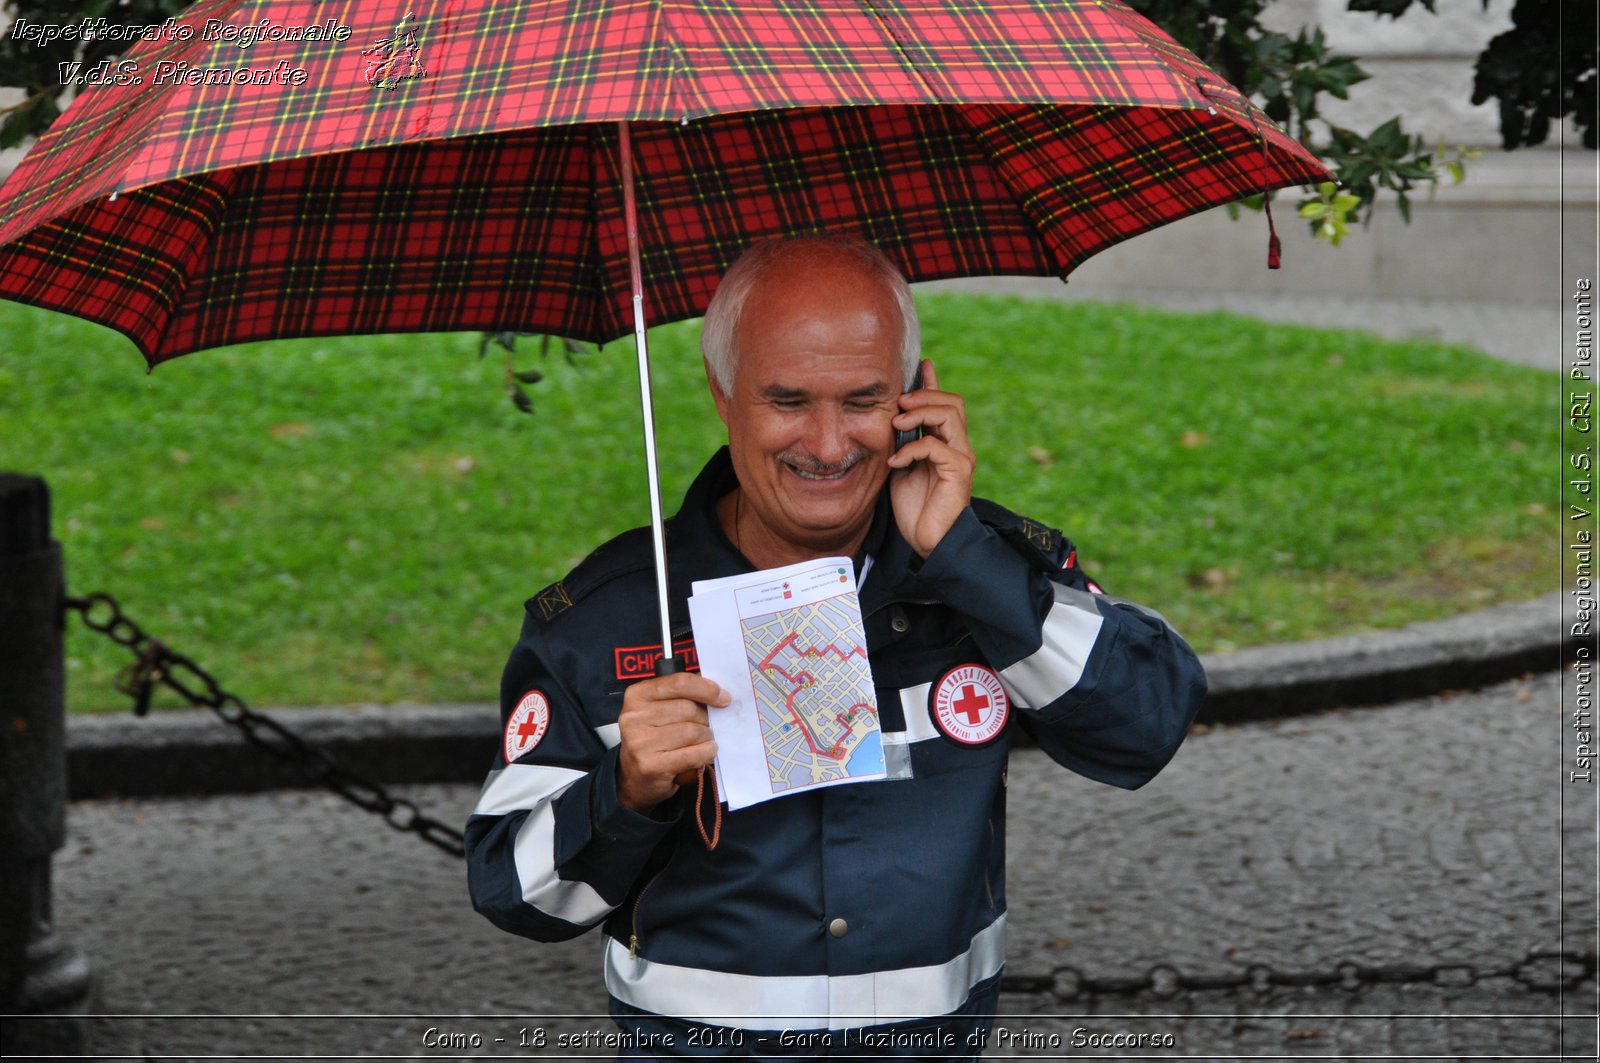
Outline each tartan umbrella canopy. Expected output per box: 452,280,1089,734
0,0,1329,661
0,0,1329,362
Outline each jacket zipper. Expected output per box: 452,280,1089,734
629,865,669,959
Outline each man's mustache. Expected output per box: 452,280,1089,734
777,447,873,477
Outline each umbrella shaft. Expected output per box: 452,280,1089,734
632,296,674,656
620,122,676,656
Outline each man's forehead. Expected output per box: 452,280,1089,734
758,379,896,399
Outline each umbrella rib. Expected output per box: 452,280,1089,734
133,170,246,363
855,0,944,103
647,0,701,121
956,104,1079,280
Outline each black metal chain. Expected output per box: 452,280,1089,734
63,591,467,858
998,949,1597,1001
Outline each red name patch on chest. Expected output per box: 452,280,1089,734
614,638,700,681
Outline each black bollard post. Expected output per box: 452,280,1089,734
0,474,92,1057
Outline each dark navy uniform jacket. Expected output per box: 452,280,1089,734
465,449,1206,1056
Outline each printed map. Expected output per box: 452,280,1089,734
741,591,884,795
689,556,886,809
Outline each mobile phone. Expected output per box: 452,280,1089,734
894,365,925,453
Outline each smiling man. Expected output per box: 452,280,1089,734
465,235,1206,1058
705,237,939,570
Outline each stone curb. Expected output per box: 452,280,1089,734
1196,589,1569,722
64,590,1573,800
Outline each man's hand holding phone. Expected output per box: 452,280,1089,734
888,358,975,559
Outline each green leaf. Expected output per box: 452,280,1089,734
1368,116,1407,157
1342,162,1377,190
0,108,34,151
0,92,59,149
1318,57,1371,96
1291,81,1317,120
478,331,519,359
1254,33,1290,65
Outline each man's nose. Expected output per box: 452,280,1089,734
801,407,851,463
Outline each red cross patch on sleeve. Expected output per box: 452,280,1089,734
929,664,1010,746
503,690,551,763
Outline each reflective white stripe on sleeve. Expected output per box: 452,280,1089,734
891,682,939,746
473,764,616,926
997,584,1104,709
474,763,586,816
881,682,936,779
604,914,1006,1031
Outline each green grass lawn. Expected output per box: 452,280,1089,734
0,293,1563,711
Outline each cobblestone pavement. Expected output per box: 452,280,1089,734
35,671,1597,1061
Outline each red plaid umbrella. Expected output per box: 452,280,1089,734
0,0,1328,360
0,0,1328,655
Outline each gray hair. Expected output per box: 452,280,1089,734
700,235,921,393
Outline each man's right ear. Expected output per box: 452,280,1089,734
705,357,731,425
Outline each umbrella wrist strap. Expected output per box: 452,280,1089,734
693,766,722,850
658,654,722,850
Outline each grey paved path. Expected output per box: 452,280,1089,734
35,670,1598,1061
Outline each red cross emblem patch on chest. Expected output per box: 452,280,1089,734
929,664,1010,746
503,690,551,763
